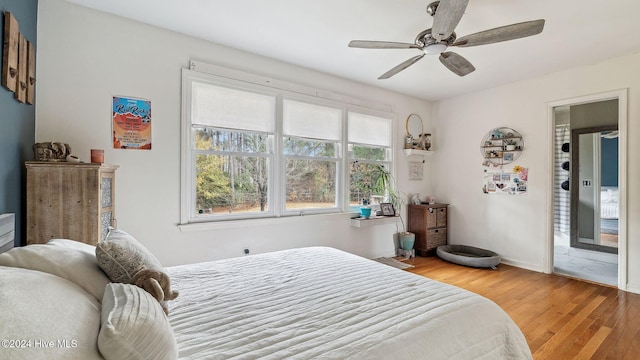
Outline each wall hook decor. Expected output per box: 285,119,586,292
2,11,36,105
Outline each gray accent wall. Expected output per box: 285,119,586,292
0,0,38,246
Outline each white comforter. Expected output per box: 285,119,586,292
168,247,531,360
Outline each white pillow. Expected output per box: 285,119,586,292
0,266,103,360
47,238,98,255
98,283,178,360
0,245,110,301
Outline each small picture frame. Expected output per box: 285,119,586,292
380,203,395,216
503,152,514,161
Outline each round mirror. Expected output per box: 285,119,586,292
406,114,423,139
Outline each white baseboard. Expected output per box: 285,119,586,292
625,283,640,294
500,257,543,273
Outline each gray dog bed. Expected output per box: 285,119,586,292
436,245,501,269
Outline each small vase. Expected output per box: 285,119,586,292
399,232,415,250
360,207,372,219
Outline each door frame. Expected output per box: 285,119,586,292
545,89,628,290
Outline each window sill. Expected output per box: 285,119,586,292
178,212,356,232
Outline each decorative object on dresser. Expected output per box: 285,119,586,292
0,213,15,253
32,141,72,161
91,148,104,163
408,203,448,256
25,161,118,245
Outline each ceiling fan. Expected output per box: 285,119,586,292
348,0,545,79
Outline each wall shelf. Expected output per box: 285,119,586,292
403,149,434,157
480,127,523,166
350,215,400,228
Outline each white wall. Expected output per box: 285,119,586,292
432,52,640,291
35,0,432,265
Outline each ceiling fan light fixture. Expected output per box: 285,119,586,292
423,43,447,55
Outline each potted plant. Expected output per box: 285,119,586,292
354,164,414,250
504,139,517,151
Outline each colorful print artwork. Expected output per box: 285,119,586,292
482,166,528,195
112,96,151,150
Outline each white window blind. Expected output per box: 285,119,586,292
283,99,342,140
192,81,276,132
348,112,392,147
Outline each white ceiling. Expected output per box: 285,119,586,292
65,0,640,101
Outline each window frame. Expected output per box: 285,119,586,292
181,68,395,225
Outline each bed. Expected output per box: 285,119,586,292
601,186,619,235
0,234,532,360
601,186,619,220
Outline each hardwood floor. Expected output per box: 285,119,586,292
404,256,640,359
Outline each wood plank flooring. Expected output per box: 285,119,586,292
404,256,640,359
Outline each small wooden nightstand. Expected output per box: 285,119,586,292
408,203,449,256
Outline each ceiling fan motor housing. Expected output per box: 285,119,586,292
415,28,456,54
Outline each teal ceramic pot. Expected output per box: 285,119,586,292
360,207,372,219
399,232,415,250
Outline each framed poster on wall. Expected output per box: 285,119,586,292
112,96,152,150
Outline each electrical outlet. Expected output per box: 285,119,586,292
243,248,250,255
582,180,592,187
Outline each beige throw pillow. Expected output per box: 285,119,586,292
95,228,163,283
98,283,178,360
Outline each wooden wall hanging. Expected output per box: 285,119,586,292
2,12,19,92
27,40,35,104
2,11,35,105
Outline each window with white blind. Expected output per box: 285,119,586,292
282,99,342,212
181,69,394,223
347,112,393,209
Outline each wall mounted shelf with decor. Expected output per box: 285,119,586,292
480,127,524,167
403,149,434,157
350,215,400,228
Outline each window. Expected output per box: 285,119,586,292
347,112,393,209
181,69,393,224
282,99,342,212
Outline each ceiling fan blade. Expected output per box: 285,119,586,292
349,40,420,49
378,54,425,79
452,19,545,47
431,0,469,41
439,52,475,76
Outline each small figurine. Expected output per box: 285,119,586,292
404,134,413,149
33,142,72,162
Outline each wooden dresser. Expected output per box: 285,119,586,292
26,162,118,245
408,203,449,256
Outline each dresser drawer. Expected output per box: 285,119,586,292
426,228,447,250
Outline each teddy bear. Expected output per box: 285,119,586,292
131,268,179,315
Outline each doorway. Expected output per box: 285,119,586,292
547,90,627,289
570,126,619,254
